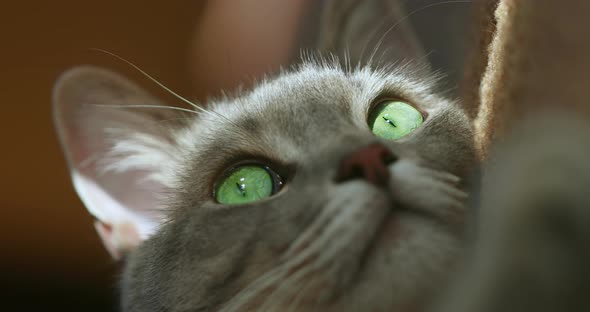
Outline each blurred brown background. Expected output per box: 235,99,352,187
1,1,468,310
2,2,201,311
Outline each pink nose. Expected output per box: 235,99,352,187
335,143,394,186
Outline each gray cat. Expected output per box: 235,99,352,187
52,0,590,311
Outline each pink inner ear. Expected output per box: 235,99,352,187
72,171,159,240
94,221,142,260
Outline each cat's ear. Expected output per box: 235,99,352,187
53,66,183,259
314,0,424,67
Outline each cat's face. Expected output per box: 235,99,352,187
53,1,477,310
115,62,477,311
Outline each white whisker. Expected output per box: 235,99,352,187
221,266,289,312
91,104,199,115
89,48,204,111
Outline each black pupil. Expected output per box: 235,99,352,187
383,116,397,128
236,183,246,196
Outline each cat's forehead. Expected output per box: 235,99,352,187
171,63,455,172
219,63,439,118
183,64,440,137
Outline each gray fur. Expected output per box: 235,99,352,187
118,59,477,311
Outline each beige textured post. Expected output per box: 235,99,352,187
467,0,590,158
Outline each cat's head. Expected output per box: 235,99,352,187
54,62,476,311
53,1,478,311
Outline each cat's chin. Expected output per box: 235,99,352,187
242,209,462,312
325,197,465,311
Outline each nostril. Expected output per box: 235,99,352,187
342,164,366,182
381,149,396,166
335,143,395,186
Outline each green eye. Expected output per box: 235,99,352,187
215,165,281,205
369,100,423,140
